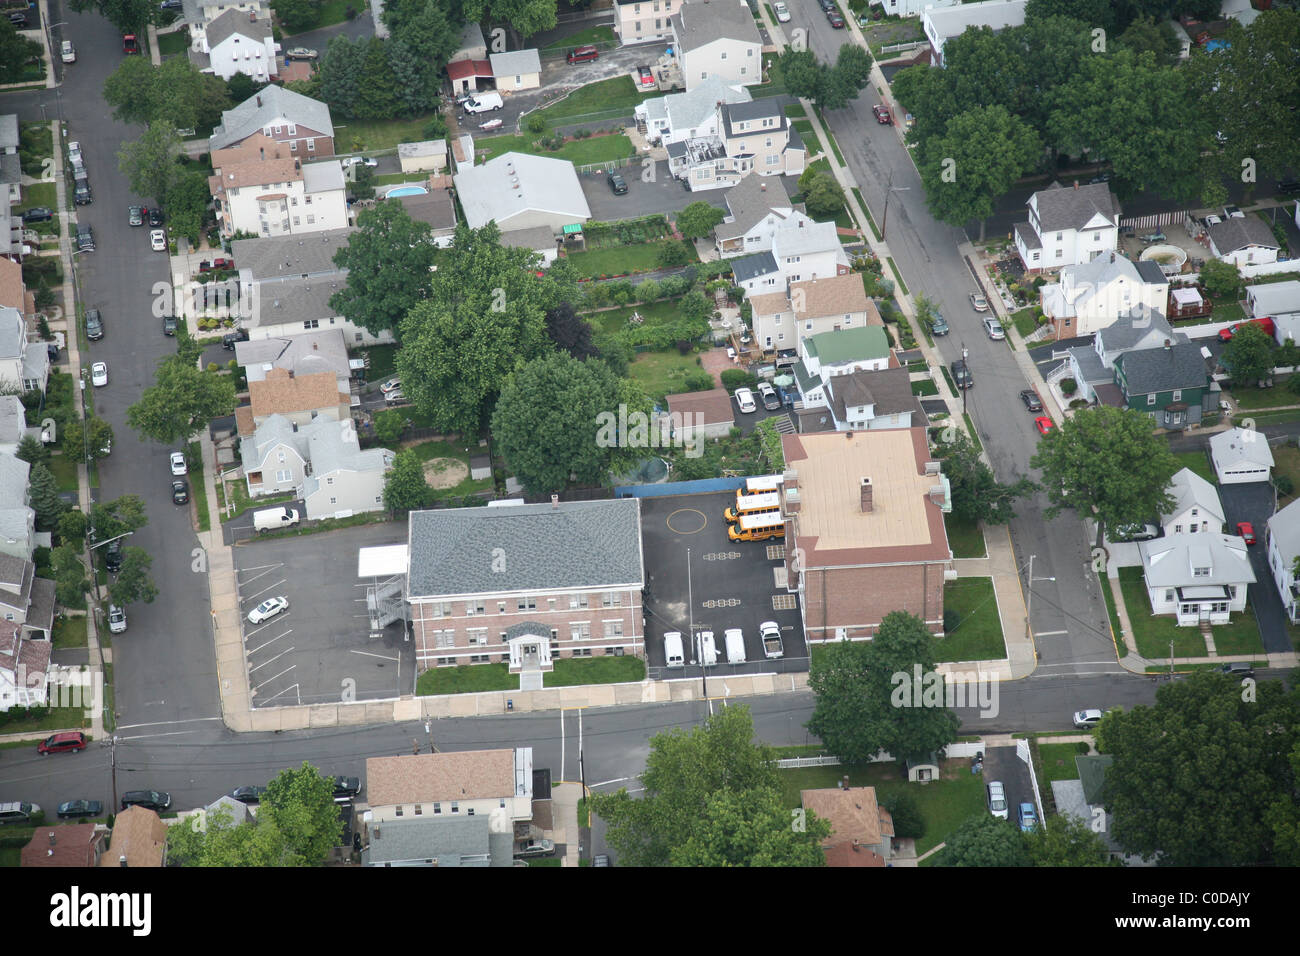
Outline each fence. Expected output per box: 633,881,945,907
575,155,638,174
774,755,841,769
616,476,748,498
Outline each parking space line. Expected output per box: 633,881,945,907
350,648,399,662
237,567,283,588
246,625,293,650
248,646,296,674
252,665,296,693
258,682,302,705
242,578,287,604
238,562,283,574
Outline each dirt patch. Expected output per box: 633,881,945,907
423,457,469,490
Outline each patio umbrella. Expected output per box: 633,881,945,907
773,374,795,387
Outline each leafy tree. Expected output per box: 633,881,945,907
226,72,267,105
676,202,726,241
386,37,439,117
382,449,434,514
1097,670,1300,865
108,547,159,606
678,289,711,325
919,104,1041,230
937,814,1031,867
348,163,376,202
331,201,435,340
68,0,157,33
880,791,925,840
317,35,365,119
355,38,400,120
370,409,406,445
166,804,293,867
591,705,829,867
61,417,115,462
274,0,320,32
166,170,213,246
103,57,230,132
382,0,459,69
1116,15,1180,63
57,509,89,545
395,222,552,436
15,434,48,468
544,302,598,359
50,544,88,607
1029,405,1178,544
656,241,692,267
834,43,873,91
0,22,41,83
797,169,847,219
463,0,558,43
1221,321,1276,387
1198,258,1242,299
259,762,345,866
29,463,65,529
937,430,1035,525
127,349,237,445
1025,810,1116,866
117,122,183,206
807,611,959,765
782,50,825,102
492,353,644,495
90,494,149,543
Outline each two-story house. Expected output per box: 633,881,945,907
1266,497,1300,623
1039,252,1169,339
179,0,270,28
235,328,352,393
0,452,35,561
1138,533,1254,626
1207,217,1281,268
405,499,645,674
732,218,850,296
0,552,55,641
790,327,921,433
0,619,50,713
209,135,348,239
235,366,350,438
712,173,806,258
671,0,763,91
1014,180,1120,274
614,0,682,44
189,8,279,82
1160,467,1224,537
667,99,805,191
1064,311,1184,405
209,86,335,159
0,306,48,394
1113,341,1212,431
635,76,751,148
801,785,894,867
750,272,870,353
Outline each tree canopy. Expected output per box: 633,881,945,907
127,341,237,445
331,201,435,340
935,430,1035,525
936,813,1032,867
1221,321,1276,388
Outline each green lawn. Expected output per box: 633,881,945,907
477,132,637,166
279,0,352,35
335,115,438,153
216,479,293,522
784,104,807,118
52,615,87,651
792,120,824,160
0,847,20,867
544,655,646,686
944,513,986,559
939,578,1006,662
1210,297,1246,322
963,413,981,452
1100,570,1128,656
1010,306,1039,339
1237,408,1300,426
1211,600,1266,655
187,440,209,533
587,298,684,336
417,662,514,695
541,24,616,50
49,453,78,493
16,181,56,214
1035,741,1088,786
566,241,695,278
156,31,187,56
778,761,985,857
1274,443,1300,508
0,706,89,734
1117,566,1206,658
1228,376,1294,410
357,344,398,382
532,74,648,125
1170,449,1216,485
628,350,708,404
407,439,494,499
911,378,938,397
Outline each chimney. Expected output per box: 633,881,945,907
119,855,128,867
313,342,318,350
852,839,860,852
860,476,873,513
760,181,766,191
551,494,559,509
1073,180,1078,190
1110,252,1115,263
1164,339,1171,350
256,95,262,107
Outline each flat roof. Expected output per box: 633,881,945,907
358,544,410,578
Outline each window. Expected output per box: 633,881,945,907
498,602,506,613
290,197,298,206
292,217,300,226
1193,566,1210,578
1147,393,1156,405
721,51,727,60
604,620,624,638
414,805,422,815
569,594,588,609
273,124,282,135
765,137,772,148
306,215,315,224
500,798,506,808
304,318,319,329
467,807,475,816
429,601,452,619
326,477,333,485
1165,589,1174,602
395,806,403,816
433,803,441,813
517,595,536,611
468,629,488,646
287,123,296,135
450,801,459,813
1174,525,1182,533
466,600,485,616
748,48,754,56
305,195,312,205
306,139,315,152
740,67,746,76
275,469,292,482
602,592,621,608
435,630,455,648
766,154,779,166
570,622,591,640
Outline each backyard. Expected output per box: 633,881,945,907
627,349,711,405
476,131,637,166
541,25,616,51
938,578,1006,662
1274,442,1300,506
1227,375,1296,410
334,115,440,153
1170,449,1216,485
406,438,494,499
1117,566,1207,658
586,297,684,336
565,241,696,279
532,74,650,125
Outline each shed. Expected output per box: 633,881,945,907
489,49,541,92
398,140,448,175
1209,427,1274,484
903,752,941,783
664,388,736,441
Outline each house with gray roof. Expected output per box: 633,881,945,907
235,272,393,345
454,152,590,234
1209,426,1274,484
671,0,762,91
1138,532,1254,626
713,173,805,257
1208,216,1281,268
1266,497,1300,623
0,451,34,561
190,7,278,82
1014,180,1120,273
792,326,893,414
922,0,1028,67
361,814,511,867
1160,467,1224,538
0,551,55,640
1066,312,1187,405
235,328,351,390
665,98,806,192
0,306,48,394
0,115,18,206
1113,341,1212,431
489,49,541,92
1040,250,1169,339
0,395,27,456
1050,756,1154,866
179,0,270,28
731,250,780,293
405,499,645,675
209,86,335,157
635,76,751,148
797,366,923,434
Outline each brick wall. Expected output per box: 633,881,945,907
799,563,945,640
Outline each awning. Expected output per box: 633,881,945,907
1177,585,1231,600
1172,287,1203,306
562,224,583,236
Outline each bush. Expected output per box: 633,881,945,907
422,114,448,139
1059,377,1078,396
720,368,757,391
1276,475,1294,497
0,703,51,730
943,608,961,633
881,791,926,840
656,241,692,268
683,370,714,391
525,114,546,134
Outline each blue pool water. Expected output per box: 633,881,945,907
386,186,428,198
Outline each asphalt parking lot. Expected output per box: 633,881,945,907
580,159,729,221
981,744,1037,830
234,521,412,707
639,491,805,678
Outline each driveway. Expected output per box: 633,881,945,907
581,159,729,221
981,744,1037,829
1217,481,1292,654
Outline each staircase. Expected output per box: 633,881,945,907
772,413,796,435
365,575,405,630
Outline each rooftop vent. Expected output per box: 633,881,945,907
860,476,873,513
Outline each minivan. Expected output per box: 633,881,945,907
0,802,40,826
698,630,717,667
986,781,1008,819
38,731,87,755
567,45,599,64
663,631,684,668
724,627,746,665
121,790,172,811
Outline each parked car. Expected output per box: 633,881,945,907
1073,708,1104,729
38,731,87,755
149,207,164,226
951,359,972,389
734,387,757,413
120,790,171,812
607,171,628,195
222,329,249,350
247,596,289,625
108,604,127,634
1034,416,1055,435
332,776,363,800
983,316,1004,340
21,207,53,223
1113,523,1159,542
7,11,28,27
826,8,845,27
566,45,599,64
986,781,1008,819
380,378,402,394
128,204,144,226
150,228,167,251
757,382,781,410
340,156,378,169
230,786,267,804
1221,662,1254,679
103,539,123,573
74,178,92,206
85,308,104,340
872,104,891,124
384,388,407,404
199,257,233,273
514,838,555,858
162,314,178,335
928,311,949,335
1218,317,1275,342
1278,179,1300,195
169,450,187,475
159,0,183,9
1019,389,1042,412
0,802,40,826
61,41,76,63
593,853,610,866
76,224,95,251
171,479,189,505
463,92,504,113
285,47,318,60
1236,521,1256,544
1223,204,1244,219
1017,802,1038,832
57,800,103,819
773,0,791,20
90,362,108,387
970,292,989,312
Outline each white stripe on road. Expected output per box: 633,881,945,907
252,665,296,693
1034,630,1069,636
249,646,296,674
350,649,399,663
115,716,225,730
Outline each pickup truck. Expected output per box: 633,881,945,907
760,620,784,660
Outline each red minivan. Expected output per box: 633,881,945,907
567,45,599,64
38,731,87,755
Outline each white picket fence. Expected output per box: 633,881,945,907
773,741,985,769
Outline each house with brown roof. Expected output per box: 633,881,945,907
236,366,351,437
780,428,952,641
98,806,168,867
751,273,875,355
0,617,51,712
0,257,32,318
662,387,735,441
208,133,348,239
21,823,109,867
801,784,894,867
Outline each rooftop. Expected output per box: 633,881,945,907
210,85,334,152
204,6,272,47
801,785,894,849
790,273,868,318
246,367,347,426
235,328,350,386
232,227,354,281
1031,180,1120,233
366,750,519,805
665,387,735,425
827,367,922,421
98,806,167,868
804,326,890,365
1208,216,1281,254
672,0,761,54
1139,532,1256,587
1114,342,1209,395
454,152,591,231
489,49,541,77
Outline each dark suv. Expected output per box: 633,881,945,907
222,328,249,350
120,790,171,812
104,539,123,573
607,171,628,195
76,224,95,252
84,309,104,340
951,359,973,390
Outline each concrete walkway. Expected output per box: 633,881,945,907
552,782,582,867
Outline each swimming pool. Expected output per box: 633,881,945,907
386,185,428,198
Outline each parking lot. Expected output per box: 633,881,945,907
579,159,731,221
234,521,412,707
639,491,806,678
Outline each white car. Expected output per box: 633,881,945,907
986,780,1009,820
773,1,791,21
1073,708,1105,729
150,228,166,251
341,156,378,169
969,292,988,312
169,451,187,475
380,378,401,394
61,40,76,63
734,387,757,413
108,604,126,634
90,362,108,387
247,596,289,625
983,316,1005,340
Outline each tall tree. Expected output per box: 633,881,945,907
103,57,230,131
382,449,434,514
117,122,183,206
316,35,365,120
544,302,598,359
60,417,115,462
127,349,237,445
50,544,88,607
166,804,294,867
273,0,320,32
29,463,65,529
918,104,1041,230
331,201,435,340
1221,321,1276,388
68,0,157,33
1097,670,1300,865
90,495,149,542
0,22,41,84
676,202,726,241
15,434,49,468
590,705,829,867
259,762,345,866
463,0,557,42
937,430,1035,525
166,170,214,246
108,547,159,606
1025,811,1117,867
1029,405,1178,544
937,814,1031,866
355,38,400,120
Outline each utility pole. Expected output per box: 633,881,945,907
109,735,119,811
880,168,911,240
962,346,969,418
688,547,705,700
1169,639,1174,679
423,717,436,754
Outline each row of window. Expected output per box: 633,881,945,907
428,593,625,618
427,621,626,646
392,796,505,817
430,647,625,666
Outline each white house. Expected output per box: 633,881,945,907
614,0,683,45
0,451,34,561
1160,467,1224,537
189,8,279,82
0,306,48,394
398,140,448,176
671,0,763,91
1207,217,1280,268
178,0,270,28
234,328,352,392
208,134,348,239
877,0,959,16
1209,427,1274,484
789,327,922,433
1040,252,1169,339
922,0,1028,67
731,217,850,296
750,273,873,354
713,173,805,258
636,76,751,148
489,49,541,92
1250,280,1300,345
1266,497,1300,623
666,98,805,192
0,619,50,712
454,152,591,233
0,395,27,457
1014,180,1120,274
1138,533,1254,626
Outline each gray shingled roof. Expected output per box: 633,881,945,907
732,250,778,282
1163,467,1223,526
1208,216,1280,255
210,86,334,152
1135,259,1168,284
672,0,761,53
1068,345,1110,386
716,174,799,243
0,115,18,152
1115,342,1208,396
0,452,29,504
1096,311,1180,356
232,227,354,281
300,418,393,499
235,329,350,386
204,7,271,47
489,49,541,77
364,815,495,867
0,153,20,188
720,100,784,139
1139,533,1255,588
407,499,644,598
0,397,25,447
247,274,347,330
827,367,921,423
1032,181,1119,233
1266,498,1300,570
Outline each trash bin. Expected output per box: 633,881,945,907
506,699,513,711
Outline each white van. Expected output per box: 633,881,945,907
698,630,717,667
663,631,684,668
724,628,746,665
463,91,503,114
253,506,300,533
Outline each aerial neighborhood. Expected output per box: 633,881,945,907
0,0,1298,887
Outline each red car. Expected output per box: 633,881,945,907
1237,522,1256,545
1034,416,1055,435
123,34,139,54
872,105,892,125
1218,316,1275,342
199,258,234,272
